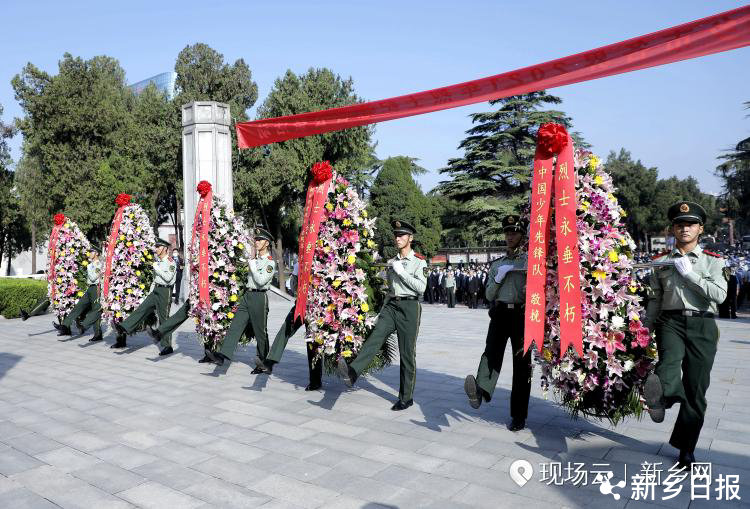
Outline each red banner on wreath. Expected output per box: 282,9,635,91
294,162,334,323
102,194,131,300
524,124,583,357
191,181,213,308
47,214,65,300
236,6,750,148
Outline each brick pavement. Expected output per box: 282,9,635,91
0,296,748,508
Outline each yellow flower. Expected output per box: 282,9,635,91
608,251,619,263
231,274,237,281
325,203,334,212
367,240,375,249
230,294,238,302
129,213,134,219
589,155,600,170
136,270,141,276
139,284,145,290
213,272,219,278
64,222,70,228
580,201,590,212
361,302,369,313
327,303,335,311
591,270,606,281
343,219,352,226
315,337,323,345
227,312,234,319
116,312,121,318
345,335,353,343
136,227,141,233
341,350,352,358
607,193,616,202
357,314,364,322
620,208,627,217
57,277,62,283
362,230,368,237
323,246,331,253
317,239,324,247
543,349,553,362
115,296,120,301
126,241,132,247
147,254,153,259
238,243,244,250
631,314,640,321
343,201,349,208
82,260,89,267
629,285,638,293
120,235,125,241
594,175,603,186
332,280,342,288
127,288,133,294
194,318,200,324
620,237,627,246
316,318,324,326
347,254,356,265
362,210,368,218
77,291,84,297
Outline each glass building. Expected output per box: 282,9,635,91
128,72,177,99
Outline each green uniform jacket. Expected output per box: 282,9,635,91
386,251,428,298
645,245,727,328
485,251,526,304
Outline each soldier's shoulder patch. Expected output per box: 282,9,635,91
704,250,721,258
722,266,731,282
422,267,429,277
266,265,273,273
414,253,425,260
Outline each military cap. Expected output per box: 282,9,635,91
391,219,416,236
668,201,706,225
253,226,274,243
155,238,171,248
502,214,525,233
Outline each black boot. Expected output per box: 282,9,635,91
678,450,696,469
89,334,103,342
110,333,127,349
508,419,526,432
305,382,322,391
20,309,29,321
57,325,72,336
198,349,212,363
336,358,357,387
464,375,482,409
207,351,226,366
253,356,272,374
52,322,62,330
159,346,174,356
391,399,413,411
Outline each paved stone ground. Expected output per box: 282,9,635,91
0,295,748,509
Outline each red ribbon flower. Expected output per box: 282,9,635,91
311,161,333,184
115,193,131,206
54,213,66,226
197,180,212,197
537,123,569,157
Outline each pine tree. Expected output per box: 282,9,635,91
436,92,572,244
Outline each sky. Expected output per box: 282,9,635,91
1,0,749,195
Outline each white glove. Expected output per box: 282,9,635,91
391,260,406,276
674,257,693,276
494,265,513,284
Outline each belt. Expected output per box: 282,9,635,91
156,284,172,288
248,289,267,293
495,301,524,310
391,296,417,301
663,309,714,318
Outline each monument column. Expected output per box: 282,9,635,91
180,101,233,298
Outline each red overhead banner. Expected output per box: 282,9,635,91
236,6,750,148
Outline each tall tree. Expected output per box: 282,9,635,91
716,101,750,234
604,149,659,248
0,102,25,273
15,150,51,273
436,92,572,244
12,54,140,238
369,156,441,259
234,68,374,289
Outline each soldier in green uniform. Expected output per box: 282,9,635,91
256,304,324,391
55,245,103,342
643,201,727,468
20,299,50,321
208,227,275,371
337,219,427,411
464,215,531,431
114,238,176,353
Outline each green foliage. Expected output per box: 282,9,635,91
369,156,441,259
234,67,374,287
0,278,47,319
716,101,750,233
436,92,573,244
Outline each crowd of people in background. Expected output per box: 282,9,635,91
423,263,493,309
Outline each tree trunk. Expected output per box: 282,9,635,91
172,188,183,251
31,225,37,274
274,221,286,291
5,242,11,276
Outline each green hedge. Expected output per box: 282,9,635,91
0,278,48,319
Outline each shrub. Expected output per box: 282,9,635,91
0,278,49,319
